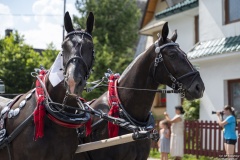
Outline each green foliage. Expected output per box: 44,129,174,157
149,149,160,158
148,149,214,159
74,0,141,100
0,32,41,93
0,32,59,94
182,99,200,120
39,43,59,69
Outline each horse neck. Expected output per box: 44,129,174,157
45,75,78,106
117,44,159,122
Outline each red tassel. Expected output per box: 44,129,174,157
107,74,120,138
85,118,92,136
34,96,46,140
34,70,47,141
108,105,119,138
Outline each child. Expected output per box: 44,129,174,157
158,120,170,160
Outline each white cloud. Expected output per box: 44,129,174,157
0,0,80,49
22,0,79,50
21,16,31,23
0,3,14,37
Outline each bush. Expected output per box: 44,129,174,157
182,99,200,120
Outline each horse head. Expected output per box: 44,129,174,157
153,22,205,100
62,11,94,96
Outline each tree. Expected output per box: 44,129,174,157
39,43,59,69
0,32,59,94
74,0,141,100
0,32,41,93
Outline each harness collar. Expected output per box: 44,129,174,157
35,69,91,129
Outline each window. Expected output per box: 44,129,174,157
154,85,166,108
228,79,240,118
225,0,240,24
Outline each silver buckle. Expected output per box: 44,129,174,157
0,129,6,142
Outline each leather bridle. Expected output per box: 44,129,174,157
153,38,199,95
63,31,95,82
45,31,95,126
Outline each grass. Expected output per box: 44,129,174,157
149,149,216,160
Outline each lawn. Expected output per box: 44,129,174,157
149,149,216,160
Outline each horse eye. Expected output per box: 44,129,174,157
168,52,176,59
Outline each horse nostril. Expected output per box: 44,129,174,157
196,84,200,92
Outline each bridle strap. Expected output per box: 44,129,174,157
66,30,92,39
153,40,199,91
64,56,89,79
63,31,95,83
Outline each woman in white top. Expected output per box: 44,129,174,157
164,105,185,160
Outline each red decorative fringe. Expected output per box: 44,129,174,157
108,74,120,138
85,118,92,136
34,70,47,141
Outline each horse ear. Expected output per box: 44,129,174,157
162,22,169,42
64,11,74,33
171,30,177,42
86,12,94,34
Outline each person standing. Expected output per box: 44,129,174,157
158,120,170,160
217,105,237,158
164,105,184,160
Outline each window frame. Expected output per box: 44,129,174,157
228,79,240,117
225,0,240,24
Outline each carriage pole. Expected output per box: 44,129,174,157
75,131,148,153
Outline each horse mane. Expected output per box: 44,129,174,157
118,44,154,82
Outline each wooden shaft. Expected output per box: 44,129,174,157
75,133,135,153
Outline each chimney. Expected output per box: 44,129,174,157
5,29,13,37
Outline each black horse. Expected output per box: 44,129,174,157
74,22,205,160
0,11,94,160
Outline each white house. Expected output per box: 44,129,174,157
188,0,240,121
137,0,240,120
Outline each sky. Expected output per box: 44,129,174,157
0,0,81,50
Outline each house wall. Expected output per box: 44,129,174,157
199,0,240,42
191,52,240,121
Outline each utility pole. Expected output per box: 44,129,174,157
63,0,66,41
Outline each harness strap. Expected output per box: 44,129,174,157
114,80,150,127
0,112,34,149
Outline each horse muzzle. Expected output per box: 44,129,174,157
185,76,205,100
65,71,85,96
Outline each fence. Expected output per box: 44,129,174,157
151,120,240,158
184,120,240,158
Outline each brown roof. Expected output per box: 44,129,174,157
140,0,158,28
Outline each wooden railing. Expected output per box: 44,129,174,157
151,120,240,158
184,120,240,158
